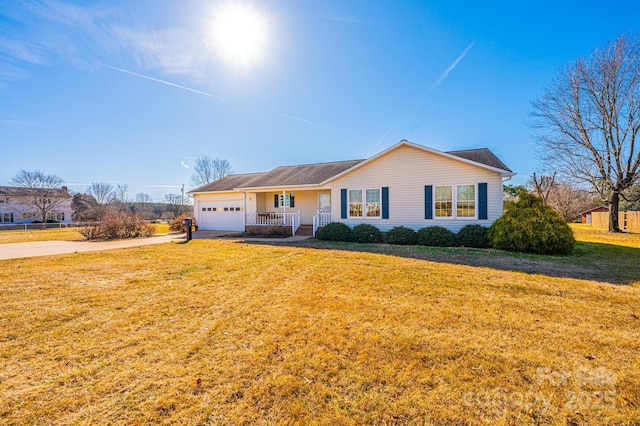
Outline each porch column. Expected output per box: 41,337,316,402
242,192,246,229
282,189,286,213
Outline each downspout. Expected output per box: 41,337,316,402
501,175,513,214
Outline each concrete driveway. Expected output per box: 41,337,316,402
0,233,186,261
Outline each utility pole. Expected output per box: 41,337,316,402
181,184,185,206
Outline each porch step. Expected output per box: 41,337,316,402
295,225,313,236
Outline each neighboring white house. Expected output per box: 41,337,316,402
0,186,73,226
188,140,515,235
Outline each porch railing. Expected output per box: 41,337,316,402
246,211,301,236
313,211,332,237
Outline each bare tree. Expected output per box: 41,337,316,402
135,193,152,203
114,183,129,203
531,33,640,232
547,182,597,222
191,156,233,186
10,170,68,226
530,172,557,205
164,193,185,218
89,182,114,204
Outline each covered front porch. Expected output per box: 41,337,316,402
244,188,332,236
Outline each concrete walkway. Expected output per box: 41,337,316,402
0,234,186,261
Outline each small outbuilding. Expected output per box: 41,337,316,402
581,206,609,224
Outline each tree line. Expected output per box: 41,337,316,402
7,156,233,223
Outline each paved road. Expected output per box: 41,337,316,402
0,234,186,261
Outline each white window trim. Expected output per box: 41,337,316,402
348,188,382,219
433,184,478,220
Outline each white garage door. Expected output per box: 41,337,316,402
198,200,244,231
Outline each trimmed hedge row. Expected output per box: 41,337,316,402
316,223,488,248
315,193,575,255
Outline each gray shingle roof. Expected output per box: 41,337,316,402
190,143,512,193
446,148,512,172
0,186,71,198
244,159,365,187
189,159,364,192
190,173,267,192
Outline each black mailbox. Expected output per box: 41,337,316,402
182,217,193,241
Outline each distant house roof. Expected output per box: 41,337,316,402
189,141,513,193
580,205,609,215
0,186,71,198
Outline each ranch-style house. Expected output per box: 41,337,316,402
189,140,515,236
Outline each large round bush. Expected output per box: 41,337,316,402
457,224,489,248
488,192,575,255
417,226,458,247
385,226,418,245
316,222,352,242
351,223,383,243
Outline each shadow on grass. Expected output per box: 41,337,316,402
237,239,640,285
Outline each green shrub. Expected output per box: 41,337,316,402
351,223,383,243
385,226,418,245
417,226,458,247
457,224,489,248
316,222,352,242
488,192,575,255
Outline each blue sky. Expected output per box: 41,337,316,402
1,0,639,202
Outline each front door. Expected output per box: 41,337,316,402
319,193,331,213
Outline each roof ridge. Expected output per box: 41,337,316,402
446,148,489,153
272,158,365,169
222,171,267,177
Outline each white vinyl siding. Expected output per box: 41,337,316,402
330,144,505,232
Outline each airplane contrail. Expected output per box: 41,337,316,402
180,160,190,169
417,40,476,106
276,112,333,129
104,65,227,101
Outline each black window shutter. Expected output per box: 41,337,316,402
290,194,295,208
478,183,488,220
340,189,347,219
381,187,389,219
274,194,279,208
424,185,433,219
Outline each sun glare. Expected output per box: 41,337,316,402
210,3,270,70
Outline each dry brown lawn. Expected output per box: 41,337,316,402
0,226,639,424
